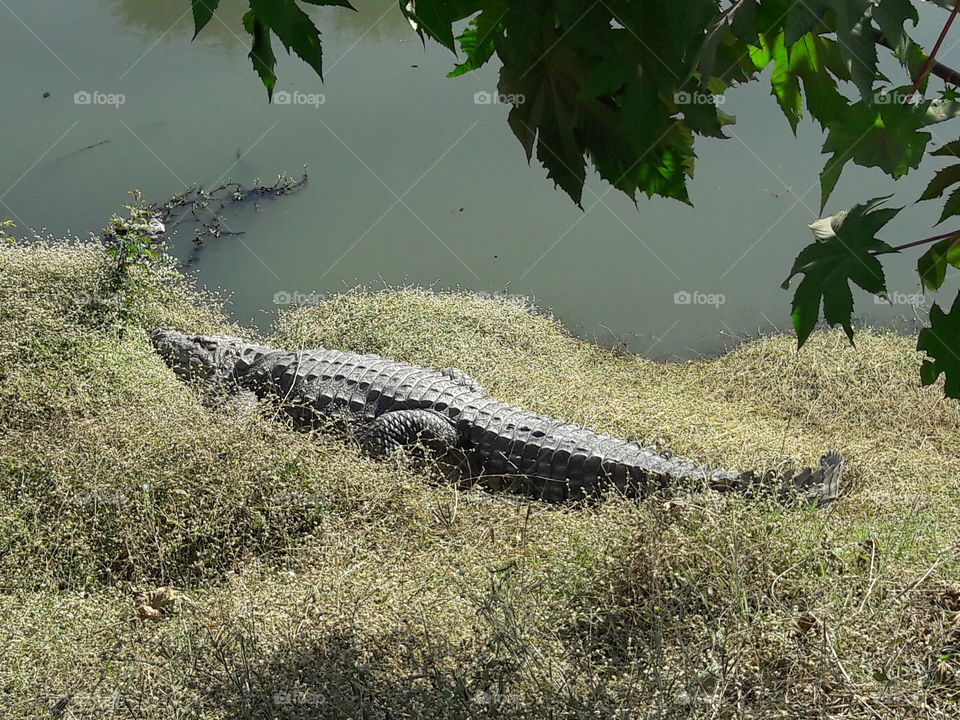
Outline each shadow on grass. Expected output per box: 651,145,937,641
210,627,542,720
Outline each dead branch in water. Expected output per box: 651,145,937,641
151,166,308,246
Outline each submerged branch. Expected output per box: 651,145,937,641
151,167,308,246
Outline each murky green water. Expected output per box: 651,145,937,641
2,0,958,358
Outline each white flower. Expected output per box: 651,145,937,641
808,210,847,240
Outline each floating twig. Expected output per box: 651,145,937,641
150,166,308,249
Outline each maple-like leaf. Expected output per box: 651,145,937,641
191,0,221,38
918,235,960,291
448,2,506,77
783,197,899,345
919,140,960,224
918,291,960,398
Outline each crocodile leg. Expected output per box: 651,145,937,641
782,451,843,506
361,409,461,456
708,451,843,506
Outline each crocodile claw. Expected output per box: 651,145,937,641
788,451,843,507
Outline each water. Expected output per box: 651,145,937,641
1,0,958,358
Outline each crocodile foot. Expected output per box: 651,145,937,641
361,409,461,456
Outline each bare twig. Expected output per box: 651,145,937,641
903,2,960,103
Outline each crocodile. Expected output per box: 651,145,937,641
150,328,842,505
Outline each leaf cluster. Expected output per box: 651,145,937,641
188,1,960,398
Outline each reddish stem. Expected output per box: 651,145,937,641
886,228,960,252
905,1,960,103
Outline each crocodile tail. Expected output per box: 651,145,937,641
784,451,843,507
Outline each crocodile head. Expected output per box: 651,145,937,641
150,328,258,383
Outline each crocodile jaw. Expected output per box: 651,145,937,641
149,328,242,382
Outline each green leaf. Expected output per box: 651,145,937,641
815,32,853,82
301,0,356,7
399,0,457,52
250,0,324,78
496,2,699,207
783,197,900,346
872,0,919,48
918,235,960,291
918,292,960,398
919,165,960,201
749,31,850,133
199,0,904,214
729,0,758,43
942,88,960,102
191,0,221,39
448,3,506,77
677,94,734,139
778,1,886,101
819,95,932,209
921,140,960,224
891,33,928,93
748,39,770,71
796,37,851,128
933,140,960,158
243,10,278,99
501,55,587,206
769,31,854,133
939,187,960,225
830,0,880,101
768,32,803,133
697,0,757,80
784,5,825,47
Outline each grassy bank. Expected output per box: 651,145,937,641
1,240,959,718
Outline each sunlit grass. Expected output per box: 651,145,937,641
1,240,959,718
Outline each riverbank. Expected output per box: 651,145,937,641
2,240,959,718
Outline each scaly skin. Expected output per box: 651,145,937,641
150,328,842,504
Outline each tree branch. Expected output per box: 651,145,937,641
908,1,960,102
885,229,960,253
872,29,960,88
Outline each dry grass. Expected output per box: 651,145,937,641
1,240,960,718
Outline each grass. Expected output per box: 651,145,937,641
1,239,960,718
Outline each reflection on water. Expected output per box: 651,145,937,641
103,0,247,48
103,0,415,47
